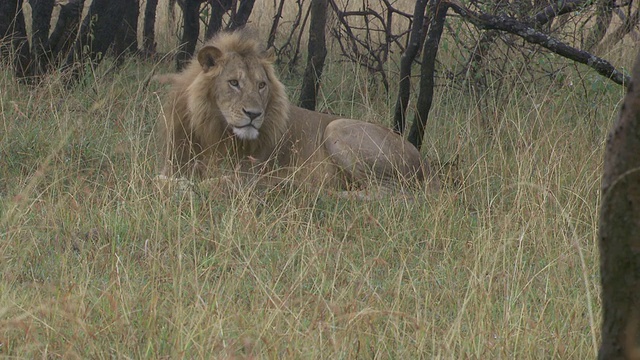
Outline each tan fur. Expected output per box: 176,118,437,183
157,30,430,190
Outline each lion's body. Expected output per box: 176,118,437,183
158,30,429,190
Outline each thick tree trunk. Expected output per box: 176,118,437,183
407,1,448,150
298,0,328,111
113,0,140,66
229,0,256,30
63,0,127,86
205,0,232,40
598,49,640,359
0,0,31,80
143,0,159,56
392,0,429,135
49,0,85,67
176,0,200,71
30,0,54,76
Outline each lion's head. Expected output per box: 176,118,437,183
158,30,292,176
169,30,289,151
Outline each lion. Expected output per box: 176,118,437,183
157,30,433,191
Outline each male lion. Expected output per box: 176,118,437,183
157,30,431,191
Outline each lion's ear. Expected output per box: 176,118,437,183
261,47,276,63
197,46,223,72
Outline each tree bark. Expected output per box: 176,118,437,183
392,0,429,135
63,0,128,86
597,6,640,54
407,1,448,150
0,0,31,80
205,0,232,40
113,0,140,66
49,0,85,68
598,48,640,360
143,0,159,56
532,0,587,27
444,0,630,87
267,0,286,48
298,0,328,111
176,0,200,70
229,0,256,30
584,0,614,51
30,0,54,76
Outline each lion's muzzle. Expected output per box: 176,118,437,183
231,113,263,140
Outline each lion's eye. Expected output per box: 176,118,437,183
229,80,239,87
258,82,266,90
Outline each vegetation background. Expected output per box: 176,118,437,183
0,0,631,357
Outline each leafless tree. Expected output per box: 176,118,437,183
298,0,329,110
0,0,141,85
407,0,447,150
143,0,160,57
328,0,413,92
176,0,201,71
393,0,429,135
1,0,31,80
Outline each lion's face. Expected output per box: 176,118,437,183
198,46,273,141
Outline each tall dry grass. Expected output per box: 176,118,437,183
0,8,630,358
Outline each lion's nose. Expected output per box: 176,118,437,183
243,109,262,121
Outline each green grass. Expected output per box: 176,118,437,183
0,46,625,358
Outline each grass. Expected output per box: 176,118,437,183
0,37,627,357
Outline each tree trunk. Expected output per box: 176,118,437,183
598,48,640,359
585,0,614,51
229,0,256,30
63,0,128,86
0,0,31,80
176,0,200,71
113,0,140,66
143,0,159,56
597,6,640,54
205,0,232,40
49,0,85,68
392,0,429,135
298,0,328,111
30,0,54,76
408,1,448,150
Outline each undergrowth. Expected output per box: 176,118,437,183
0,45,625,357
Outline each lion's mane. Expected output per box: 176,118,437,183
159,30,290,175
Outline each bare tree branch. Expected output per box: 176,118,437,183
445,0,630,87
532,0,587,26
267,0,286,49
584,0,614,50
597,5,640,53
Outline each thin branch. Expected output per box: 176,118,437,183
445,0,630,87
532,0,588,26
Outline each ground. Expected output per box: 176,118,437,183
0,49,623,357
